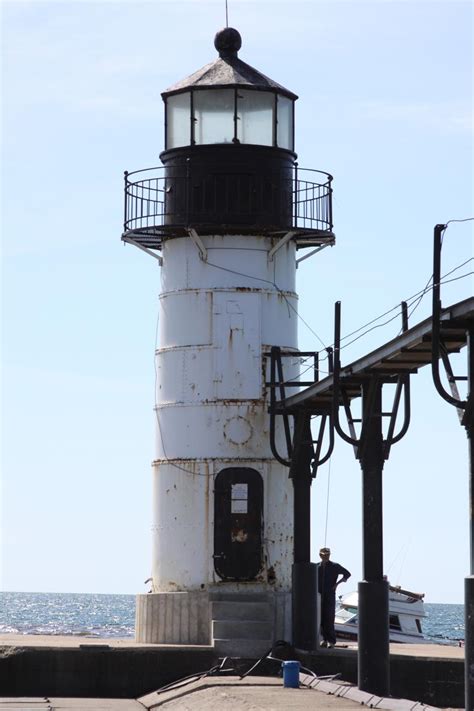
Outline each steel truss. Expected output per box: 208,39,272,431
268,257,473,698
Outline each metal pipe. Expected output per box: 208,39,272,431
314,351,319,383
386,375,411,448
430,223,473,710
466,340,474,708
269,347,291,467
467,327,474,574
312,413,334,470
465,327,474,711
384,377,404,454
312,415,326,471
358,380,389,696
360,381,384,580
431,224,463,408
290,412,317,651
358,579,390,696
293,476,311,563
462,329,474,711
276,350,293,456
290,413,312,564
333,302,359,446
327,346,334,374
292,562,318,650
385,303,411,450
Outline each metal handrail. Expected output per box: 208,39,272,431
123,164,333,238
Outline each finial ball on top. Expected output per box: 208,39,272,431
214,27,242,58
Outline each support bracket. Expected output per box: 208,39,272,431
187,228,208,262
268,231,296,262
296,243,330,266
122,235,163,265
332,300,411,457
268,347,335,473
431,223,468,413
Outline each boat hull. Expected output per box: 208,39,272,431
334,621,429,645
333,586,428,645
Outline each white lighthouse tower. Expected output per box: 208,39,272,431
125,28,334,653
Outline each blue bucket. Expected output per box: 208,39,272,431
282,660,300,688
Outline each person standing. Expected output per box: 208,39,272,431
317,547,351,648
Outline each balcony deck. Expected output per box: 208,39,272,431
122,165,334,250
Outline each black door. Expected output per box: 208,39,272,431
214,467,263,581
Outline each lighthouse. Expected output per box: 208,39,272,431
124,28,334,653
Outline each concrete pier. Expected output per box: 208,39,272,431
0,634,464,708
0,676,463,710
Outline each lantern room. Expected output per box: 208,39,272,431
163,28,295,151
122,28,334,249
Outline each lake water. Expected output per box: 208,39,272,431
0,591,464,644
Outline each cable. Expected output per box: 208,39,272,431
153,658,235,695
204,259,328,349
403,217,473,324
445,217,474,225
406,256,474,328
337,265,473,354
405,274,433,325
440,257,473,278
151,234,472,476
269,261,472,409
337,253,473,349
441,271,473,287
339,305,407,352
239,646,273,679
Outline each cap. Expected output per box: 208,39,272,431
214,27,242,58
319,547,330,555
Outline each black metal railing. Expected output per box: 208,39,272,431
123,164,333,242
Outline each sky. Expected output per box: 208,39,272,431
1,0,473,605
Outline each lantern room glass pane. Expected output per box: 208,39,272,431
194,89,234,145
237,90,274,146
167,92,191,149
277,95,294,150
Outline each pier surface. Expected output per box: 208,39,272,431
0,635,464,709
0,633,464,657
0,677,462,710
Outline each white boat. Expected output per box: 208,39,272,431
334,585,427,644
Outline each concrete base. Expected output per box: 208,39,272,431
135,591,210,644
135,589,292,650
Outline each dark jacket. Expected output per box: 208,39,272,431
317,560,351,596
